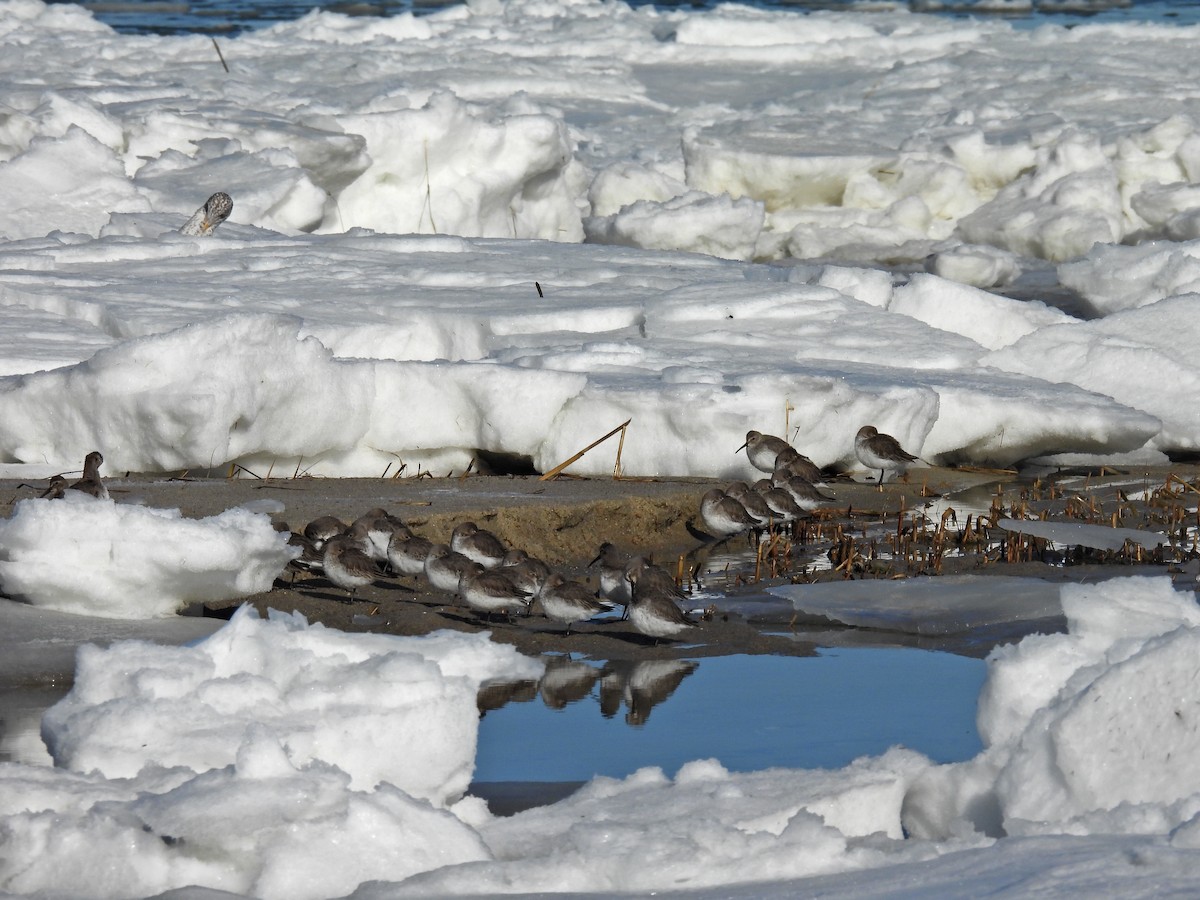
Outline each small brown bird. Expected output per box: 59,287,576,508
773,446,826,486
451,521,508,569
698,488,759,540
180,191,233,236
854,425,919,486
537,573,613,634
424,544,477,594
68,451,108,500
321,535,380,601
352,508,409,561
304,516,347,548
40,474,68,500
736,430,793,473
459,563,532,623
626,565,695,643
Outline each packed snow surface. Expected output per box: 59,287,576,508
3,578,1200,897
2,0,1200,476
0,493,296,617
7,0,1200,895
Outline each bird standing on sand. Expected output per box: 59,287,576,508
424,543,477,594
626,565,696,642
451,521,508,569
773,446,826,486
180,192,233,236
69,451,108,500
501,551,552,597
537,573,613,634
854,425,919,486
772,474,836,511
387,531,434,577
321,535,380,600
736,430,793,473
304,515,347,548
353,508,409,561
459,563,532,622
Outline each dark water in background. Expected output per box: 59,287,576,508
46,0,1200,35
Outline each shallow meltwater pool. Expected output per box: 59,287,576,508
473,646,987,786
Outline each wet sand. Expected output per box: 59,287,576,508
5,462,1196,663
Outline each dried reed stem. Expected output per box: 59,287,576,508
540,418,632,481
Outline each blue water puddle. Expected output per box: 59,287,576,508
474,646,986,783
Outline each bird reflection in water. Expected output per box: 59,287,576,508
477,655,698,726
600,659,699,726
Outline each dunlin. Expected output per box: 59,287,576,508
855,425,919,485
625,556,687,604
698,488,759,541
723,481,775,526
353,508,409,560
459,562,532,622
589,542,633,606
40,475,67,500
752,479,804,523
773,447,826,486
180,191,233,236
537,573,614,634
321,535,379,600
451,521,507,569
304,516,347,548
736,430,793,473
68,451,108,500
343,520,381,559
424,543,477,594
387,531,434,577
626,565,695,642
772,474,836,511
285,531,323,582
503,555,552,597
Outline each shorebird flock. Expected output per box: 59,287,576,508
694,424,919,545
286,509,697,642
25,423,920,643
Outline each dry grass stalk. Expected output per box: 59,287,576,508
540,418,633,481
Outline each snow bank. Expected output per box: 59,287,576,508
0,607,541,899
0,236,1162,476
903,577,1200,842
0,494,295,617
6,578,1200,896
332,93,587,241
42,606,541,800
5,0,1200,468
3,0,1200,264
985,294,1200,453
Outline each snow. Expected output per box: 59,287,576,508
0,493,296,617
3,0,1200,473
5,0,1200,893
3,578,1200,896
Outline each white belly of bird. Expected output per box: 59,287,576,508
541,593,596,625
462,579,527,614
324,555,373,592
628,602,688,639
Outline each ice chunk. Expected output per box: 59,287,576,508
767,575,1064,636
